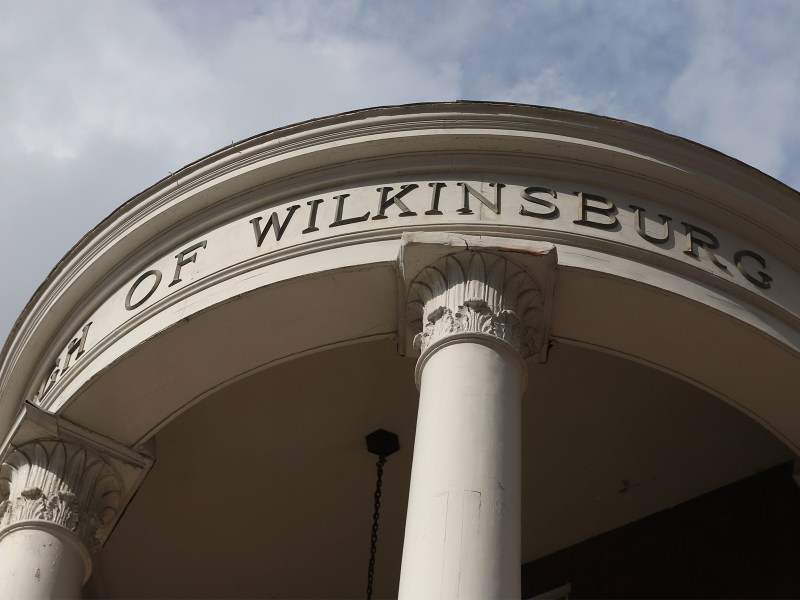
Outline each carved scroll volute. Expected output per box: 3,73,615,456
0,440,121,552
408,250,544,358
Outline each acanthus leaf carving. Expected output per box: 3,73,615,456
408,250,544,357
0,440,121,552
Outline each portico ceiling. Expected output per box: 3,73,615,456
91,337,791,599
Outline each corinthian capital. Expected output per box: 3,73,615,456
0,440,121,551
399,233,557,361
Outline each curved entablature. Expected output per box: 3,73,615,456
1,102,799,456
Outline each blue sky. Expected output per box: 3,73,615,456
1,0,799,339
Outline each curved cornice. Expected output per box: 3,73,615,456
2,102,799,439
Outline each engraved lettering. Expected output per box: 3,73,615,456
61,322,92,372
682,222,728,271
520,187,559,219
31,322,94,402
169,240,207,287
302,199,324,234
372,185,419,220
735,250,772,289
40,358,60,399
29,179,783,409
456,182,504,215
330,193,370,227
630,205,671,245
426,182,446,215
125,269,163,311
573,192,619,230
250,205,300,247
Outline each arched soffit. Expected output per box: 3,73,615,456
1,102,798,451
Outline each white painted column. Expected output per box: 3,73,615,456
401,339,524,599
398,235,555,600
0,440,121,599
0,523,89,599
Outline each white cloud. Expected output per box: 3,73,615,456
664,1,800,187
0,0,464,337
503,68,618,116
203,8,462,141
0,2,209,163
0,0,798,340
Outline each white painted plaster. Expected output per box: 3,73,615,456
399,339,524,599
0,523,89,599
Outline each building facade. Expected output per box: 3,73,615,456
1,102,799,598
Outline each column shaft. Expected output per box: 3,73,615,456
399,339,523,599
398,235,555,599
0,525,86,599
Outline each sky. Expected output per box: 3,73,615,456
1,0,799,341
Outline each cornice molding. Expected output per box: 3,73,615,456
2,102,799,443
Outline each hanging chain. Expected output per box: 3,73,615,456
366,455,387,600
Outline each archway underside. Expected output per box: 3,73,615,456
90,336,792,598
56,248,800,455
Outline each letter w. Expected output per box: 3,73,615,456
249,205,300,247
